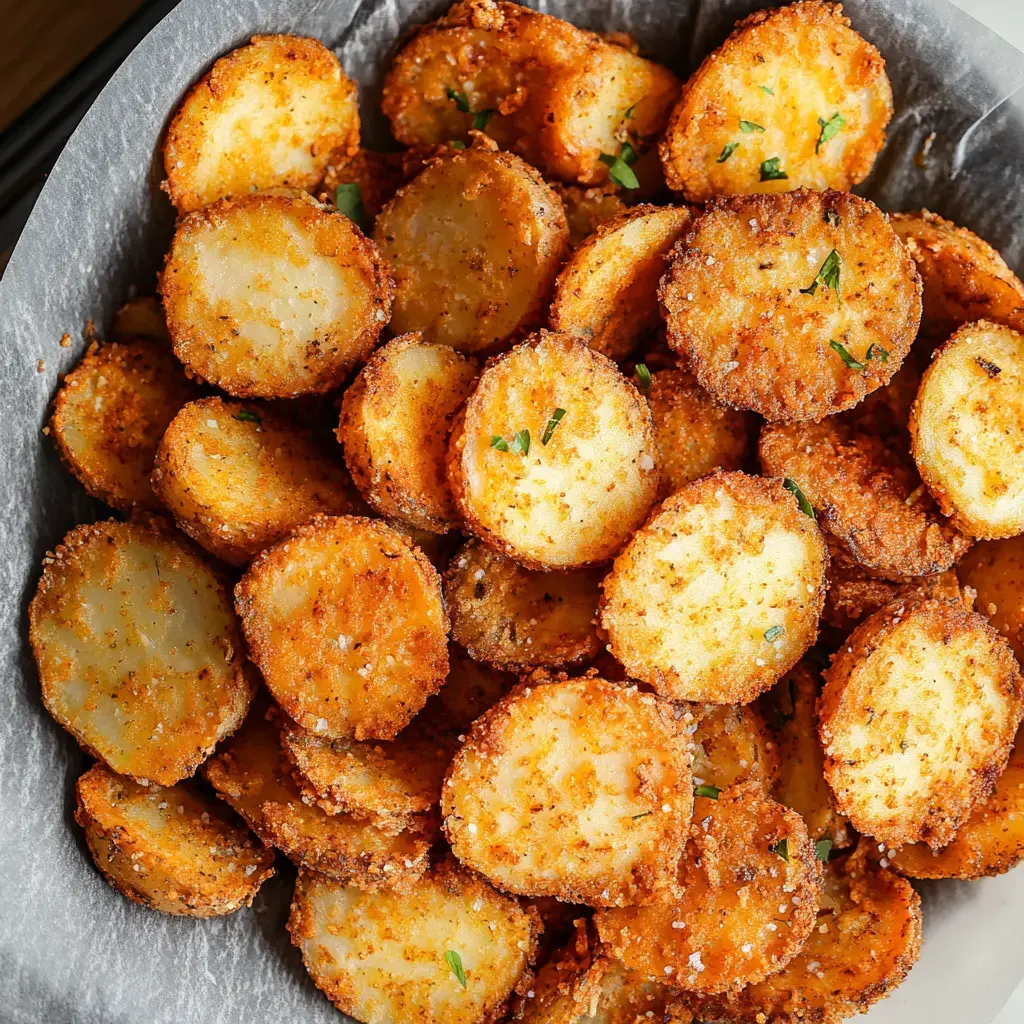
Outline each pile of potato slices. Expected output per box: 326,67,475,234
29,3,1024,1023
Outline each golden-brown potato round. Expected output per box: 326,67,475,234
595,783,822,994
204,700,432,890
759,663,852,849
161,189,392,398
549,206,692,360
661,189,922,422
548,183,629,248
646,368,757,498
281,717,456,827
910,320,1024,538
820,596,1024,848
163,35,359,213
692,843,922,1024
889,727,1024,880
48,340,197,511
321,148,411,227
75,762,274,917
443,539,603,671
448,332,659,569
29,517,252,785
288,858,538,1024
892,209,1024,345
111,296,169,343
339,334,479,532
422,644,518,733
599,472,827,704
374,146,568,354
442,674,694,906
659,2,892,202
235,516,449,740
958,535,1024,662
153,397,356,566
691,703,780,792
759,418,971,580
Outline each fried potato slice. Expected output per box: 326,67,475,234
422,644,517,733
111,296,169,343
548,184,629,248
442,674,694,906
161,189,392,398
691,703,780,791
281,717,456,826
75,762,273,917
659,2,892,202
892,209,1024,345
321,149,410,227
549,206,692,360
759,663,852,849
204,701,431,890
444,539,603,671
48,340,197,511
759,418,971,580
661,189,921,422
448,331,659,569
595,783,822,994
820,596,1024,848
910,320,1024,538
958,535,1024,662
153,397,356,566
646,368,756,498
29,517,252,784
692,843,922,1024
163,35,359,213
288,858,538,1024
374,147,568,354
840,353,923,440
890,727,1024,880
236,516,448,740
339,334,479,532
600,471,827,704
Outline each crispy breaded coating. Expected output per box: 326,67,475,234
339,334,479,533
204,701,431,891
595,783,822,994
691,843,922,1024
691,703,781,791
75,763,274,917
153,397,356,566
820,596,1024,848
659,2,892,202
48,339,197,511
661,189,921,422
444,539,603,672
442,674,694,906
235,515,449,740
422,644,518,733
549,205,692,360
910,320,1024,538
29,517,252,785
646,368,756,498
163,35,359,212
599,472,827,704
893,209,1024,345
288,858,538,1024
375,146,568,354
161,189,392,398
321,148,409,227
958,535,1024,662
448,331,659,569
759,663,852,849
759,418,971,580
548,184,629,248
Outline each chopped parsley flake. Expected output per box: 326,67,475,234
764,624,785,643
334,183,367,232
491,430,530,455
816,112,847,153
800,249,841,301
815,839,833,862
830,339,866,371
739,119,765,133
772,838,790,862
444,950,467,988
760,156,788,181
490,435,509,452
449,140,466,150
783,478,816,520
631,811,652,820
473,109,493,131
866,343,890,363
624,103,637,120
446,88,471,113
600,142,640,189
541,408,566,445
717,142,739,163
635,363,652,392
694,784,721,800
234,408,262,425
760,85,775,95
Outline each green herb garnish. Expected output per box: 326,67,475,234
772,838,790,862
717,142,739,163
866,343,889,363
490,435,509,452
739,119,765,133
760,157,788,181
635,363,652,393
815,839,833,862
335,183,367,232
235,408,262,425
444,950,467,988
490,430,530,455
446,88,471,113
816,112,846,153
799,249,841,300
769,675,798,729
760,85,775,95
694,784,721,800
783,478,816,520
624,103,637,120
541,408,566,446
830,339,866,371
600,142,640,190
764,624,785,643
473,109,493,131
450,140,467,150
631,811,652,820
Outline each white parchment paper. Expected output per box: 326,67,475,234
1,0,1024,1021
